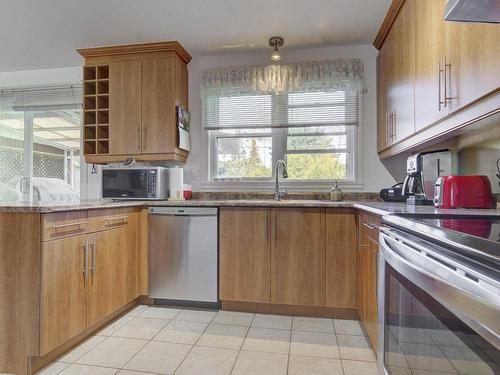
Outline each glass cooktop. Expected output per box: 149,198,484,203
382,214,500,266
413,216,500,243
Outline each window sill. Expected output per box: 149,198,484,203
199,179,365,192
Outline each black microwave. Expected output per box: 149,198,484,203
101,167,169,200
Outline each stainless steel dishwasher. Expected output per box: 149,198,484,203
148,207,218,305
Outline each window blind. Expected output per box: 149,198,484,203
0,85,82,112
202,90,359,130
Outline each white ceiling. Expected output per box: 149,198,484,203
1,0,391,72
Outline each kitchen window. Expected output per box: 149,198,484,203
206,91,359,182
0,85,83,203
202,59,364,186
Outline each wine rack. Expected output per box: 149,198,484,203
83,65,109,155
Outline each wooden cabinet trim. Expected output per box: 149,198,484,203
373,0,406,49
77,41,192,64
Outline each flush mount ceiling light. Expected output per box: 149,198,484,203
269,36,284,61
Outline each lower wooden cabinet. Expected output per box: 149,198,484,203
271,208,326,306
87,226,131,327
220,207,357,310
40,209,141,355
40,235,88,354
326,208,357,309
357,212,381,352
219,207,271,303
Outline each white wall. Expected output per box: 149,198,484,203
185,44,396,192
1,45,397,197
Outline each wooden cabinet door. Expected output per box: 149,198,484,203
365,239,379,352
445,20,500,113
387,0,414,142
40,235,88,354
356,215,368,321
109,60,142,155
377,51,390,151
87,226,130,327
219,208,271,303
271,208,325,306
141,57,177,154
414,0,447,132
325,208,356,309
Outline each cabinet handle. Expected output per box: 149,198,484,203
104,216,128,226
385,112,389,144
89,237,96,275
142,128,147,151
444,56,455,107
438,61,444,111
362,222,375,230
82,239,88,286
374,251,379,299
136,127,141,151
392,111,396,140
53,221,87,232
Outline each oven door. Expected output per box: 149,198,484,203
378,228,500,375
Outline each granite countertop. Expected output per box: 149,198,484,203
1,199,499,216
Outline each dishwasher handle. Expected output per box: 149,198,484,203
149,207,218,216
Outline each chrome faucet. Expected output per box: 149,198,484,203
274,159,288,201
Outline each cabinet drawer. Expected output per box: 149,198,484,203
42,211,89,241
88,207,136,232
359,212,382,245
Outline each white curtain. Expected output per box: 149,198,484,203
201,59,365,98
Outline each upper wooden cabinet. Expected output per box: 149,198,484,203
77,41,191,164
375,0,500,157
414,0,447,131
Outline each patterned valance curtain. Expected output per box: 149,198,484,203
201,58,365,98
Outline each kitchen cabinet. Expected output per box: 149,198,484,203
87,226,130,327
219,208,271,303
78,41,191,164
325,208,357,309
445,20,500,113
108,60,142,155
142,57,188,154
377,0,414,152
219,207,358,311
357,212,381,353
40,209,141,355
271,208,325,306
414,0,447,131
375,0,500,158
40,235,88,355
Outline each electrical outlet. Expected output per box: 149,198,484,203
191,169,200,180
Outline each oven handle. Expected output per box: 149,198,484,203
379,230,500,350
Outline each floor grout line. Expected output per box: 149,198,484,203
228,312,256,375
172,307,218,374
40,306,378,375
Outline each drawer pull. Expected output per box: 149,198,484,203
362,222,377,231
53,221,87,232
104,216,128,226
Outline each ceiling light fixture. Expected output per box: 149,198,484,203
269,36,284,61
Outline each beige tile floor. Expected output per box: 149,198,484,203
36,305,378,375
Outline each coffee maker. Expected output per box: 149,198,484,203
402,150,452,205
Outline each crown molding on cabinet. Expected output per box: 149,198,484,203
77,41,192,64
373,0,405,49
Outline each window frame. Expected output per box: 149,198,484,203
202,92,364,191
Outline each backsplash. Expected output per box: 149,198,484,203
192,191,382,201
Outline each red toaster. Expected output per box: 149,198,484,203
434,175,494,209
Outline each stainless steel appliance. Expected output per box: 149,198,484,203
148,206,218,306
401,150,452,205
444,0,500,24
378,214,500,375
102,166,169,200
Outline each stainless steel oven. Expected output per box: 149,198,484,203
378,218,500,375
